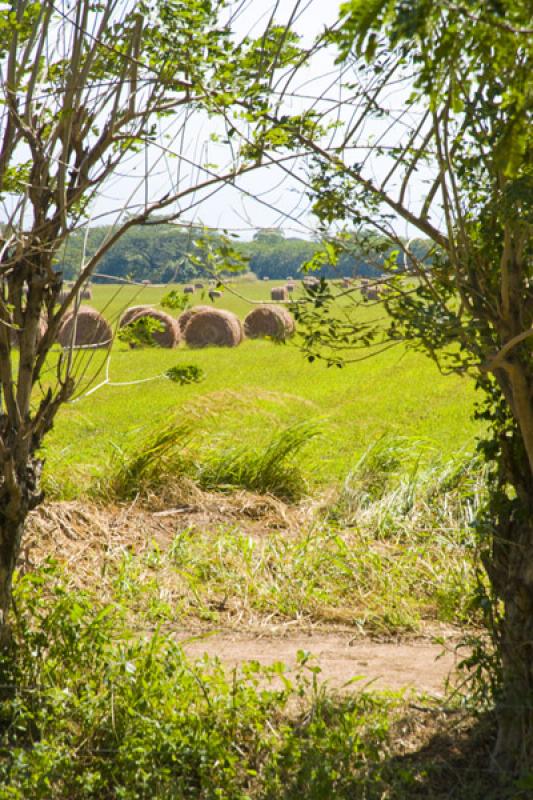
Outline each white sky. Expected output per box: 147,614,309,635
1,0,434,242
92,0,347,240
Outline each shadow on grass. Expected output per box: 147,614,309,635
376,710,528,800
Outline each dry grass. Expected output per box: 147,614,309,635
24,472,479,637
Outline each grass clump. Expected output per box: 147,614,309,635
332,435,487,540
106,420,194,500
196,421,319,501
106,419,318,503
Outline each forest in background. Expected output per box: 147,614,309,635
54,223,432,283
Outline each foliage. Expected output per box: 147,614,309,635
165,364,204,385
0,562,405,800
58,224,202,284
54,223,427,283
161,289,192,312
117,316,166,348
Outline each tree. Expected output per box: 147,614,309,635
0,0,300,638
257,0,532,771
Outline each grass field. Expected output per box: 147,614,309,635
42,280,481,497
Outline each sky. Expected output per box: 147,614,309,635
93,0,347,240
1,0,435,243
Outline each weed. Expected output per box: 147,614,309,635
166,364,204,384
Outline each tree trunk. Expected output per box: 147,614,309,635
487,450,533,771
494,556,533,771
0,511,26,646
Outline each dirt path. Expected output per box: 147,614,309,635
179,631,458,695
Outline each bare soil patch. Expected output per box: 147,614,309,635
180,630,457,695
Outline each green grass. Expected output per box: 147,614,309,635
41,281,481,498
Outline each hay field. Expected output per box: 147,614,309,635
42,280,481,496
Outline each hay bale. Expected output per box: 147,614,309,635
263,276,269,281
120,306,180,348
208,289,222,300
271,286,288,302
364,286,380,301
286,284,294,294
57,306,112,349
177,304,212,334
119,305,151,328
142,279,151,285
194,282,204,289
360,280,381,301
244,305,295,341
184,309,243,348
183,285,195,295
81,286,92,300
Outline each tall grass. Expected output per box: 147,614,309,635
332,435,487,540
105,419,194,499
105,419,318,502
196,421,319,500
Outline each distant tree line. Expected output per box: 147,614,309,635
55,223,432,283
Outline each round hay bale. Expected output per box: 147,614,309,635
208,289,222,300
194,282,204,289
244,305,295,341
184,309,243,348
263,276,269,281
271,286,288,302
57,306,112,349
286,284,294,294
81,286,92,300
177,304,212,334
120,306,180,348
183,285,195,295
